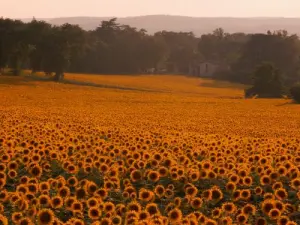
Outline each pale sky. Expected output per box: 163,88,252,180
1,0,300,18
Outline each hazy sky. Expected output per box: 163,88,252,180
1,0,300,18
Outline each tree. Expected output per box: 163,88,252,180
155,31,198,73
42,24,86,81
233,32,300,84
26,19,52,74
245,62,285,98
198,29,248,65
290,83,300,103
0,19,24,75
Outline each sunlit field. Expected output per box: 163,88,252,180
0,74,300,225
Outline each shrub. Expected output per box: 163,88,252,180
290,83,300,103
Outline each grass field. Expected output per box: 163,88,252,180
0,74,300,225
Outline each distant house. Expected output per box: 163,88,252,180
188,61,223,77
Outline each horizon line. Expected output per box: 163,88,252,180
5,14,300,20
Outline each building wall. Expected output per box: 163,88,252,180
189,62,219,77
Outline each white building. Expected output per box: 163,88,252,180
189,62,219,77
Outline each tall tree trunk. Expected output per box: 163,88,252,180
54,71,64,82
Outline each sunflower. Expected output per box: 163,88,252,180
95,188,108,199
168,208,182,223
146,203,159,215
202,190,212,201
58,186,70,198
125,211,138,220
278,166,287,176
51,196,63,209
139,189,154,202
277,216,290,225
127,201,142,212
12,212,22,224
255,217,267,225
185,184,198,196
27,206,37,217
165,189,174,199
147,171,160,182
100,218,112,225
208,170,217,179
88,207,102,220
0,190,8,203
158,166,169,177
275,188,288,200
260,175,271,186
242,204,256,215
211,208,222,219
219,216,232,225
73,219,85,225
37,209,55,225
0,164,6,173
154,185,165,198
229,174,239,184
269,208,281,220
190,197,202,209
39,182,50,192
103,202,115,214
112,216,122,225
255,186,264,195
87,182,98,194
65,197,76,210
211,187,223,202
225,182,236,192
236,213,248,224
204,219,217,225
20,176,29,184
27,183,38,194
122,191,130,199
30,165,43,178
264,193,275,200
240,189,251,200
38,195,51,207
174,197,181,207
222,202,236,214
71,201,83,214
67,176,78,187
19,217,34,225
272,182,283,190
285,221,297,225
139,210,150,221
129,169,142,183
75,188,86,200
290,178,300,190
262,200,275,215
8,169,17,179
87,197,99,208
243,176,253,186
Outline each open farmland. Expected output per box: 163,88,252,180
0,74,300,225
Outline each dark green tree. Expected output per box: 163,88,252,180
42,24,86,81
245,62,285,98
290,83,300,103
233,31,300,84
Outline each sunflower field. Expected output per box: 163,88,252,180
0,74,300,225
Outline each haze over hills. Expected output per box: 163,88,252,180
22,15,300,36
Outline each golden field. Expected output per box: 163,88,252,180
0,74,300,225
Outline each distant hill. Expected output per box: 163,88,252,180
24,15,300,36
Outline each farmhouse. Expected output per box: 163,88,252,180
188,61,222,77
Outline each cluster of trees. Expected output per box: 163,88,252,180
1,18,300,89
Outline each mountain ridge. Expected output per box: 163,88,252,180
21,15,300,36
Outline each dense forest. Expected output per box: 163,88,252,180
1,17,300,85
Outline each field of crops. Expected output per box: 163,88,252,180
0,74,300,225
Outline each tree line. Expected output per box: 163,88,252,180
1,17,300,86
